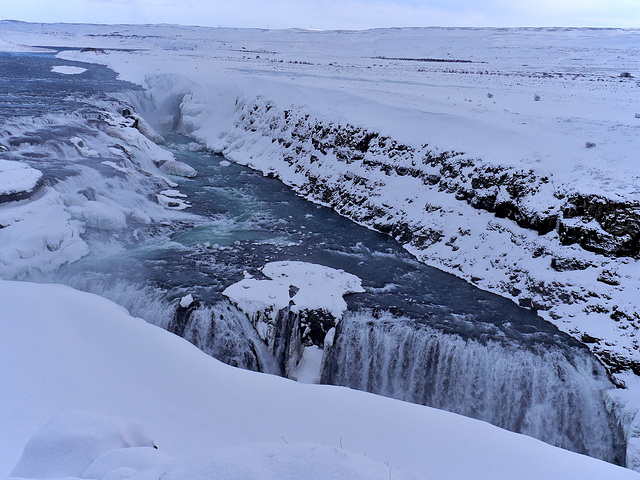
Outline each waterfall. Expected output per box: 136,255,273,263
52,272,279,375
322,309,625,464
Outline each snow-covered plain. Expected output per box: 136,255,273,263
1,280,637,480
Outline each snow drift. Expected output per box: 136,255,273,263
1,279,637,480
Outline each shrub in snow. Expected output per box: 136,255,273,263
487,93,493,98
10,410,156,479
585,142,596,148
620,72,633,78
635,113,640,119
533,94,541,101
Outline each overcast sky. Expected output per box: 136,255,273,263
2,0,639,29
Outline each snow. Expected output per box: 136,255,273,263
0,189,89,278
11,411,156,479
158,160,197,178
0,160,42,198
223,260,364,320
82,447,171,480
1,21,640,476
1,280,637,480
289,345,324,384
51,65,87,75
137,442,421,480
179,294,193,308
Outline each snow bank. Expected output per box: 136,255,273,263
0,189,89,278
139,442,421,480
1,279,636,480
11,410,156,479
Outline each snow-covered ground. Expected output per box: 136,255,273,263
1,279,637,480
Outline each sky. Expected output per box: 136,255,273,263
1,0,639,29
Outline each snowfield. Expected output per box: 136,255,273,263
1,280,638,480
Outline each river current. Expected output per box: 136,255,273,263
0,50,626,464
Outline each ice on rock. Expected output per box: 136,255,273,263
10,410,156,479
70,137,100,158
159,189,187,198
159,160,197,178
0,160,42,200
126,112,165,145
67,201,127,230
51,65,87,75
156,194,191,210
223,261,364,320
179,294,194,308
106,126,174,172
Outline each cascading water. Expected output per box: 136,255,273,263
0,51,629,467
322,310,624,463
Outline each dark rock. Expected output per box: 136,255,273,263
550,256,592,272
